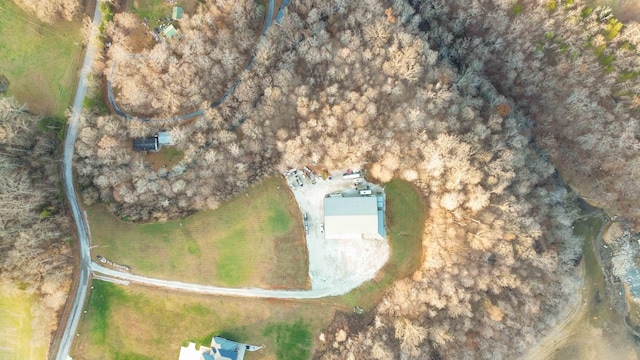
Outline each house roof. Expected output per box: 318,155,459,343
212,337,239,351
157,131,172,145
133,137,158,151
179,337,254,360
172,6,184,20
163,24,177,38
324,196,384,239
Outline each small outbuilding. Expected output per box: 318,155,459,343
172,6,184,20
133,137,159,151
157,131,173,146
163,24,178,39
132,132,172,152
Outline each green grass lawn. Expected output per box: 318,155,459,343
73,281,332,360
0,0,82,116
130,0,174,27
74,178,426,360
0,288,47,360
88,176,309,289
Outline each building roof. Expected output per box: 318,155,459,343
210,337,243,360
179,336,258,360
324,196,385,239
178,342,204,360
133,137,158,151
213,337,239,351
163,24,177,38
172,6,184,20
157,131,172,145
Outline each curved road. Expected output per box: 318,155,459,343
92,263,356,298
56,3,102,360
56,2,355,360
107,0,278,121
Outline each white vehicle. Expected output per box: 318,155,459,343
320,224,324,233
354,178,364,185
343,172,361,180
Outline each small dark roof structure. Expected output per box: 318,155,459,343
172,6,184,20
133,137,158,151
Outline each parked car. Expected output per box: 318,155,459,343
320,224,324,233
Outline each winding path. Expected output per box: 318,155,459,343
55,2,356,360
107,0,277,121
56,3,101,360
92,263,354,298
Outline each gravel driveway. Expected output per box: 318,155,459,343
286,170,390,293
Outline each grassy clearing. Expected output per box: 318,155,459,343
0,1,82,116
130,0,169,26
0,288,47,360
263,320,313,360
145,146,184,171
73,281,336,360
340,179,426,309
88,176,309,289
75,178,426,359
129,0,194,27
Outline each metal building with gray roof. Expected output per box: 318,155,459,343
324,195,386,240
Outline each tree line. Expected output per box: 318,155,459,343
0,97,73,355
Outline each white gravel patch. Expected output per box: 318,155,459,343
286,170,390,293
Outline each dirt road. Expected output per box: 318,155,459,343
55,3,102,360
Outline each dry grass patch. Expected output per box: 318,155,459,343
0,288,47,360
88,176,309,289
0,1,82,116
145,146,184,171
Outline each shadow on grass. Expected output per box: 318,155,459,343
339,179,426,309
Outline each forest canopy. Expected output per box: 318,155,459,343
70,0,633,358
0,97,73,355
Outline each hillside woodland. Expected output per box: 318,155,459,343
11,0,82,23
417,0,640,230
71,0,610,358
105,0,263,117
0,98,73,353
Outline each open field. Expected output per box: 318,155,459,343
340,180,426,309
74,179,426,359
0,0,82,116
88,176,310,289
0,288,47,360
72,280,333,360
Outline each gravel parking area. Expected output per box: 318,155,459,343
285,169,390,293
